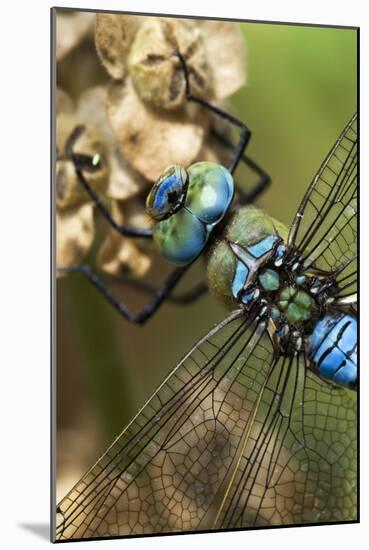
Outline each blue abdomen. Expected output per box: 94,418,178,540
309,313,357,389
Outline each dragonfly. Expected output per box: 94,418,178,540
55,55,357,540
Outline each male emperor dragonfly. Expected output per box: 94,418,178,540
55,56,357,539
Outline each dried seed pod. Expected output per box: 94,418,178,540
57,35,108,100
128,17,210,110
56,15,248,283
56,113,109,210
56,11,95,61
196,135,229,165
77,86,148,200
197,100,236,166
95,13,142,80
107,78,208,181
98,198,154,277
56,203,94,272
198,20,247,99
56,87,74,115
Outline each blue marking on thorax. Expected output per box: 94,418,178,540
230,236,280,303
232,261,249,299
241,289,255,305
309,313,357,388
247,235,280,258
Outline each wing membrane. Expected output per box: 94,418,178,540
288,114,357,300
218,352,357,528
56,309,275,540
56,306,357,540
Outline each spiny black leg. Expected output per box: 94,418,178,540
211,127,270,203
57,124,152,239
74,166,152,239
110,276,208,305
175,51,251,175
65,125,85,155
58,264,188,324
176,51,269,198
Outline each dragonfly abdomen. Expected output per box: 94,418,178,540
308,313,357,389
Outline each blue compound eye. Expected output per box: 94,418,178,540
146,165,188,221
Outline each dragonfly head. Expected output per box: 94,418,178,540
146,162,234,266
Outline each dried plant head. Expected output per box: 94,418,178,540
98,197,154,278
128,18,210,110
95,15,246,110
197,100,238,165
197,20,247,99
55,86,156,277
56,203,94,271
56,87,75,115
56,88,107,273
94,15,246,181
107,78,207,181
95,13,143,80
56,14,248,279
56,10,95,61
56,113,109,210
197,136,229,166
77,86,148,200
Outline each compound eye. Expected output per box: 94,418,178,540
146,165,188,221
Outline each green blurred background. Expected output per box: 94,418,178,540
56,17,357,499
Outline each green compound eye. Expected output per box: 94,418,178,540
150,161,235,267
153,208,207,266
146,165,188,221
185,162,234,225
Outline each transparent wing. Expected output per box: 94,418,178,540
56,309,274,540
288,113,357,301
217,352,357,528
56,308,357,540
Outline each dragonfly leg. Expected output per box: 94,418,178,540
175,51,251,175
210,127,270,203
58,125,152,239
75,166,152,239
110,277,208,305
58,264,189,324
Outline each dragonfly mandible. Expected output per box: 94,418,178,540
55,55,357,540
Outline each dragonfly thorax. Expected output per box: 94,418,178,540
206,205,347,360
206,206,288,306
244,264,322,356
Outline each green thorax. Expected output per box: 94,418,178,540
278,286,312,323
206,205,288,308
